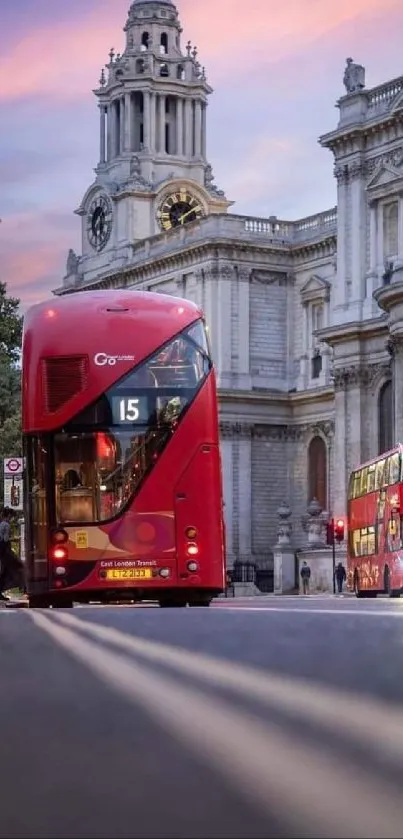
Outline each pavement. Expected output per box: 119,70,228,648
1,595,403,838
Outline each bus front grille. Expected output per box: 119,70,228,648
42,355,89,413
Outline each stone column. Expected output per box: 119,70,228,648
201,103,207,158
273,503,296,594
99,106,106,163
176,96,184,155
124,94,131,152
392,339,403,444
220,439,234,563
238,439,252,561
149,92,156,153
106,105,112,160
349,162,366,316
144,90,151,152
159,93,166,154
236,268,251,390
111,101,118,158
119,97,125,155
185,98,193,156
194,99,202,157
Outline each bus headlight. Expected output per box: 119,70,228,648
186,542,198,557
55,566,66,576
159,568,170,578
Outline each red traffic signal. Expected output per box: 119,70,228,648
334,518,345,543
327,518,345,544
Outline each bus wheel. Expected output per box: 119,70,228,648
159,598,187,608
188,597,212,608
29,595,51,609
354,572,362,598
384,567,401,598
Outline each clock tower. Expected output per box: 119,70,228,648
74,0,230,281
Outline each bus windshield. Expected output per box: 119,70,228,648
30,320,211,526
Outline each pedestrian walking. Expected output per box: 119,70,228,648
0,507,25,601
335,561,347,594
300,560,311,595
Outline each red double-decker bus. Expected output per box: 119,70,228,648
22,290,225,608
347,445,403,597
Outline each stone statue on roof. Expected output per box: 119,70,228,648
343,58,365,94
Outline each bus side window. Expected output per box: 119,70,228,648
367,465,376,493
386,514,402,552
360,468,368,495
388,453,400,485
375,460,386,489
353,471,362,498
352,529,361,556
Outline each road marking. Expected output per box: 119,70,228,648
51,610,403,767
29,611,403,838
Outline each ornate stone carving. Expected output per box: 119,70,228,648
349,160,365,180
334,163,349,185
386,335,403,358
203,264,220,282
124,156,153,191
343,57,365,94
301,499,329,548
275,502,292,548
220,265,233,280
65,249,79,277
237,267,250,283
204,164,225,197
332,362,391,390
366,146,403,176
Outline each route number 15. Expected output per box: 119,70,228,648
119,398,139,422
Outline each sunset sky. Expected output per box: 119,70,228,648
1,0,403,309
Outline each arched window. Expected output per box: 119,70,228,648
308,436,327,510
160,63,169,77
141,32,149,51
135,58,145,74
160,33,168,54
379,380,393,455
177,64,185,80
383,202,398,258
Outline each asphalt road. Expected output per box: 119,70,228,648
2,595,403,839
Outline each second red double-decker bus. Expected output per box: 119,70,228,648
347,445,403,597
22,289,225,608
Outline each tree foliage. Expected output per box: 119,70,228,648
0,281,23,364
0,283,23,502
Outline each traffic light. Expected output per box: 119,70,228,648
327,518,345,544
334,518,345,543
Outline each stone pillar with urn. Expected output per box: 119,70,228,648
297,499,340,594
272,503,297,595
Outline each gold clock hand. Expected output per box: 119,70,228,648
179,206,201,224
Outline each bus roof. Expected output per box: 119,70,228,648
22,289,204,432
350,444,403,474
25,289,202,324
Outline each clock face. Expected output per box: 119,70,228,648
87,194,112,251
157,188,204,231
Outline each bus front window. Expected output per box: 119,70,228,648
53,321,211,525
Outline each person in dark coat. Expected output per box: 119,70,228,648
300,561,311,595
335,561,347,594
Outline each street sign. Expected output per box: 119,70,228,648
4,457,24,476
3,456,24,511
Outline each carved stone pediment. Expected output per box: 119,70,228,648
300,274,331,304
366,163,403,191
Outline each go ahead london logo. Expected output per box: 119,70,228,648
93,353,135,367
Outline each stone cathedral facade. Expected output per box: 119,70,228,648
54,0,403,578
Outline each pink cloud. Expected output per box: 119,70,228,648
1,0,401,102
0,212,77,307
